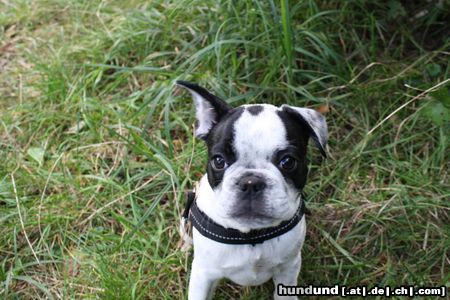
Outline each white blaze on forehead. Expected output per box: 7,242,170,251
233,105,287,161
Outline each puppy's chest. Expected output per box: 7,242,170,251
228,249,272,268
224,243,299,286
215,247,275,282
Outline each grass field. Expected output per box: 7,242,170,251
0,0,449,299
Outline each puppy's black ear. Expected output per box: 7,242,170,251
176,81,231,140
280,105,328,157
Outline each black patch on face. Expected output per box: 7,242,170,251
246,105,264,116
206,107,244,188
276,110,310,190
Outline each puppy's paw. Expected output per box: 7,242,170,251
178,217,193,252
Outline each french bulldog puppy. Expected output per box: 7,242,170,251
176,81,327,300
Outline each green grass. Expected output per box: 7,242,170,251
0,0,449,299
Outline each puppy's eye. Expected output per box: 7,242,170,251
279,155,297,171
211,155,227,170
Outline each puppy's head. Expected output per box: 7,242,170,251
177,81,327,230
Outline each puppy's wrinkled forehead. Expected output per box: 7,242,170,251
233,105,287,160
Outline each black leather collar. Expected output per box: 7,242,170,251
183,191,305,245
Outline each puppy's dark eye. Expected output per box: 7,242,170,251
211,155,227,170
279,155,297,171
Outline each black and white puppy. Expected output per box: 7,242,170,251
176,81,327,300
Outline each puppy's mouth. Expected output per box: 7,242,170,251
229,201,275,221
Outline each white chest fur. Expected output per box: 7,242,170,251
191,217,306,287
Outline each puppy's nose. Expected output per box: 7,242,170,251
238,175,266,194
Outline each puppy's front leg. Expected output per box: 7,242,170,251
188,259,219,300
272,252,302,300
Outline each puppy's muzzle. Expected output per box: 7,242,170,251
237,174,266,197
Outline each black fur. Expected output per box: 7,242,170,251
280,106,326,157
176,81,231,117
246,105,264,116
206,107,245,188
276,110,310,190
176,80,231,140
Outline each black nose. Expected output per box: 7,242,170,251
238,175,266,194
